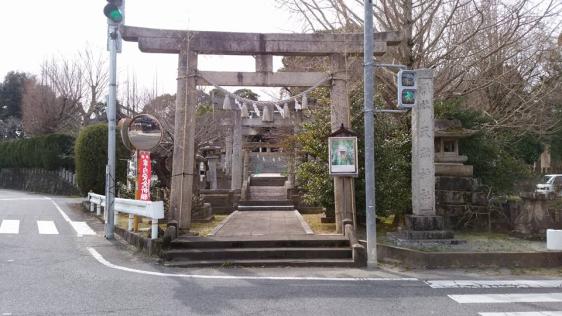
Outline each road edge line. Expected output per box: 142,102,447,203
87,247,419,282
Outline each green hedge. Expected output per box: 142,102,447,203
0,134,74,170
75,124,129,195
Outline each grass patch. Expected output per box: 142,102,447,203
114,214,227,238
114,213,167,238
302,213,337,234
190,215,228,236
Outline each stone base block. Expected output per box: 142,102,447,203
321,214,335,224
391,230,454,240
405,215,445,231
436,176,473,191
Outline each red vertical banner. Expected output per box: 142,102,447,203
136,151,152,201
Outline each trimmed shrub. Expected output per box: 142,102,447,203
74,124,129,195
0,134,75,170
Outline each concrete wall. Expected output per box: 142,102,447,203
0,168,80,196
377,244,562,269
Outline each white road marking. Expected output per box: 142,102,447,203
0,220,19,234
87,247,419,282
449,293,562,304
45,198,96,237
0,198,50,201
70,221,96,236
427,280,562,289
45,197,71,222
479,312,562,316
37,221,59,235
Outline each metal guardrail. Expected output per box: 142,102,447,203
87,192,164,239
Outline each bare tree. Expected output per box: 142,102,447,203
21,78,80,135
277,0,562,133
79,47,109,124
39,56,85,131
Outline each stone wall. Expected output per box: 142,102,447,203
0,168,80,196
200,189,240,214
435,175,488,229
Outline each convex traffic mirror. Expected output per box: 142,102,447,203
126,114,162,151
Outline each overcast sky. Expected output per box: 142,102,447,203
0,0,303,100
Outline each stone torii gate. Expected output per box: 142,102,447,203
121,25,402,231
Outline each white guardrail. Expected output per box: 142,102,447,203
87,193,164,239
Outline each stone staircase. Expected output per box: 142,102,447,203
239,174,293,211
160,174,362,267
161,235,356,268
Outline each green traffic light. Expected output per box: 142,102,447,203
110,10,123,22
402,90,415,104
104,4,123,23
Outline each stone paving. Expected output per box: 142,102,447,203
213,210,310,237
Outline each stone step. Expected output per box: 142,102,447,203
237,205,295,211
163,247,352,261
163,258,357,268
170,236,350,249
250,176,287,187
238,200,293,206
248,186,287,201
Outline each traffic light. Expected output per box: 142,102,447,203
104,0,124,24
397,70,416,109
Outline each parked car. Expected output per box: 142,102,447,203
535,174,562,197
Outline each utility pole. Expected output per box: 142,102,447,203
363,0,377,267
103,0,124,239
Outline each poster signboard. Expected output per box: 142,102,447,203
328,136,358,176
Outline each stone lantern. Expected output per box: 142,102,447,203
434,119,484,228
434,119,476,177
200,144,222,190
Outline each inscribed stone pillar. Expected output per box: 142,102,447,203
224,127,233,174
242,149,250,183
169,50,188,223
231,111,243,190
411,69,435,216
330,54,355,233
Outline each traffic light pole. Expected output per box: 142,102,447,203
105,24,118,240
363,0,377,267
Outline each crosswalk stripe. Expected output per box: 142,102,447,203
69,221,96,236
37,221,59,235
428,280,562,289
449,293,562,304
479,312,562,316
0,220,19,234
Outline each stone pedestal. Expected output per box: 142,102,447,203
513,192,554,238
192,202,214,223
402,215,453,239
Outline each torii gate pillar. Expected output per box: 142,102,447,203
331,54,355,233
169,49,198,231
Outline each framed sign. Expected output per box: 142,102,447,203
329,136,358,176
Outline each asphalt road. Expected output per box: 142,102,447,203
1,189,562,316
